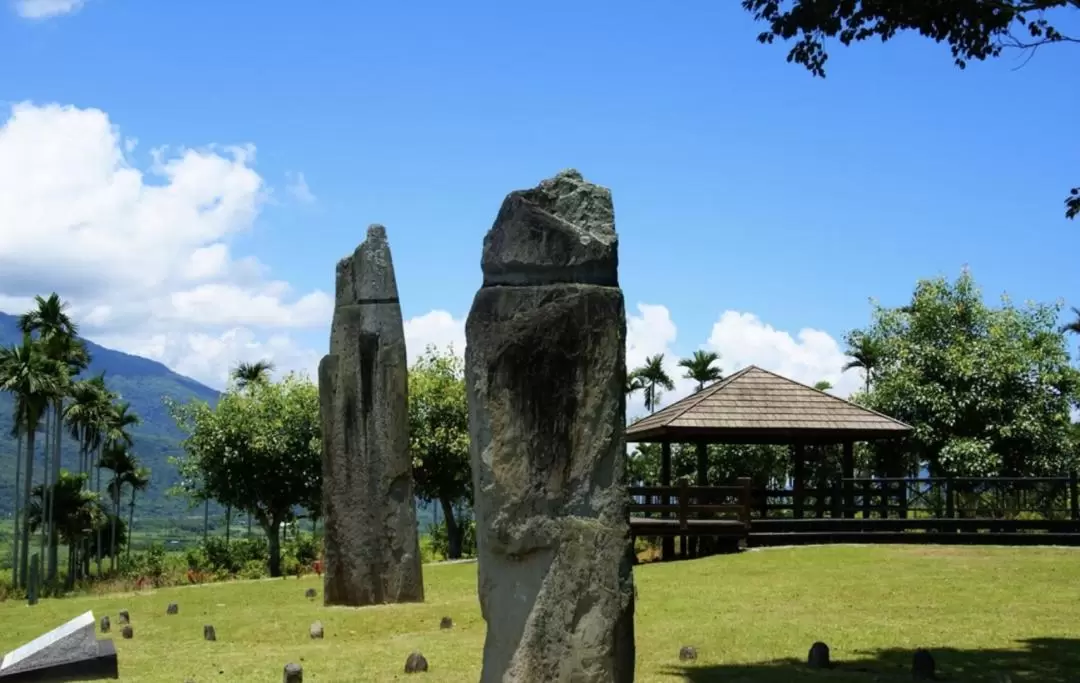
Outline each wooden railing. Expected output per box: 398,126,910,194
628,478,752,531
750,475,1080,521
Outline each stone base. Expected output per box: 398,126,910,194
0,640,118,682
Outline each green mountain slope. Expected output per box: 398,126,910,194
0,311,220,518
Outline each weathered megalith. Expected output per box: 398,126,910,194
319,224,424,606
465,169,635,683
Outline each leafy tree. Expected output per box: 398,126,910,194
741,0,1079,219
678,350,724,391
169,374,321,577
813,380,833,392
853,270,1080,477
631,354,675,413
409,346,472,559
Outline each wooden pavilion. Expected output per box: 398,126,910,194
625,365,912,557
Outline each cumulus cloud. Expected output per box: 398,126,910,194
0,102,332,388
403,310,466,363
625,304,699,419
284,171,316,204
705,310,860,397
13,0,84,19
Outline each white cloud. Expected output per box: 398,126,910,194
626,303,698,419
0,102,332,389
13,0,84,19
284,171,316,204
403,310,465,363
92,328,321,391
705,310,860,397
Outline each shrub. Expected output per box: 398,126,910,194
427,516,477,561
238,559,268,580
186,537,269,574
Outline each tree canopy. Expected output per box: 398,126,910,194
741,0,1079,219
169,373,321,576
851,270,1080,477
408,345,472,558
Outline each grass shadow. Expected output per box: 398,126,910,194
663,638,1080,682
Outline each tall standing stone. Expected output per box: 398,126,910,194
319,224,424,606
465,170,635,682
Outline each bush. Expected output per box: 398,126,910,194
186,537,269,574
284,533,320,567
121,543,184,587
427,516,477,561
238,559,268,580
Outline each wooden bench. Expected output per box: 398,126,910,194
628,479,752,556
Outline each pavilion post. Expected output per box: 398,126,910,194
842,441,855,519
792,444,805,520
694,441,709,557
661,440,675,560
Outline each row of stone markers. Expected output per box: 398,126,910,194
318,169,636,681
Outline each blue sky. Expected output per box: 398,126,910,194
0,0,1077,405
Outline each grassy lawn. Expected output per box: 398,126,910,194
1,545,1078,681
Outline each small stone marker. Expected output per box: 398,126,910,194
678,646,698,661
404,651,428,673
99,616,110,633
203,625,217,642
283,662,303,683
309,622,324,639
912,649,936,680
808,641,831,669
0,610,118,681
439,617,453,630
121,626,133,640
118,610,130,625
304,588,317,599
166,603,179,615
27,555,40,606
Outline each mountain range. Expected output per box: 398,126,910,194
0,311,220,519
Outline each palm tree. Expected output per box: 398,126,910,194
630,354,675,414
842,333,883,394
18,293,85,583
26,470,106,589
122,463,150,562
625,373,645,397
0,345,24,577
678,350,723,391
231,360,275,391
1064,307,1080,335
64,376,112,575
99,444,134,572
0,334,62,588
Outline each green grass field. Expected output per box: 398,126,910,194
1,545,1078,682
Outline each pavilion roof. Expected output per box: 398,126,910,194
625,365,912,444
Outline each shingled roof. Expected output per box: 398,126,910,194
626,365,912,444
